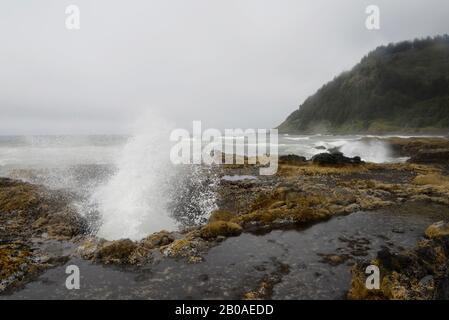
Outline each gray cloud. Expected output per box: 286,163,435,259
1,0,448,134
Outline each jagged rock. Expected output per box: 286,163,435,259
311,152,363,165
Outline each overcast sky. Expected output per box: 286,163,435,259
0,0,448,134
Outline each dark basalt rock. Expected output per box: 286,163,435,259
376,247,413,271
436,276,449,299
408,148,449,164
279,154,307,164
311,152,363,165
348,232,449,300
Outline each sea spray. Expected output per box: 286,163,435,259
169,165,218,227
90,114,178,240
88,114,220,240
340,139,393,163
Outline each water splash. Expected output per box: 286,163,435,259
169,165,218,228
90,114,178,240
88,113,219,240
340,139,393,163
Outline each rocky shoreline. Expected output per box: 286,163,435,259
348,221,449,299
1,137,449,299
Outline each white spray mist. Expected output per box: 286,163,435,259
92,112,176,240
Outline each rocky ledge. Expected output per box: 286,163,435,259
348,221,449,299
77,151,449,267
2,138,449,298
386,137,449,164
0,178,86,292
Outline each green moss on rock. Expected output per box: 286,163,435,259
200,221,242,239
208,210,236,223
95,239,138,264
0,244,31,283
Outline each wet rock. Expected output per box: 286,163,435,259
198,274,209,282
243,261,290,300
410,194,432,202
0,179,85,240
377,248,413,270
318,253,350,266
327,147,341,154
392,227,405,234
357,196,393,210
413,174,449,186
76,237,106,260
436,277,449,299
199,221,242,239
279,154,307,164
46,222,79,240
333,187,357,205
161,236,211,263
387,137,449,158
311,152,363,165
408,148,449,164
328,204,345,214
216,235,226,242
419,275,434,287
162,238,194,258
140,230,175,249
208,210,237,223
344,203,361,213
425,221,449,239
95,239,138,265
0,242,59,293
269,201,286,209
0,244,32,291
0,178,86,291
348,227,449,300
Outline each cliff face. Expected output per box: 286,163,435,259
278,35,449,134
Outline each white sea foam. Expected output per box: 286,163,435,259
284,136,310,141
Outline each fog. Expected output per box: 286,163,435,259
1,0,448,134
